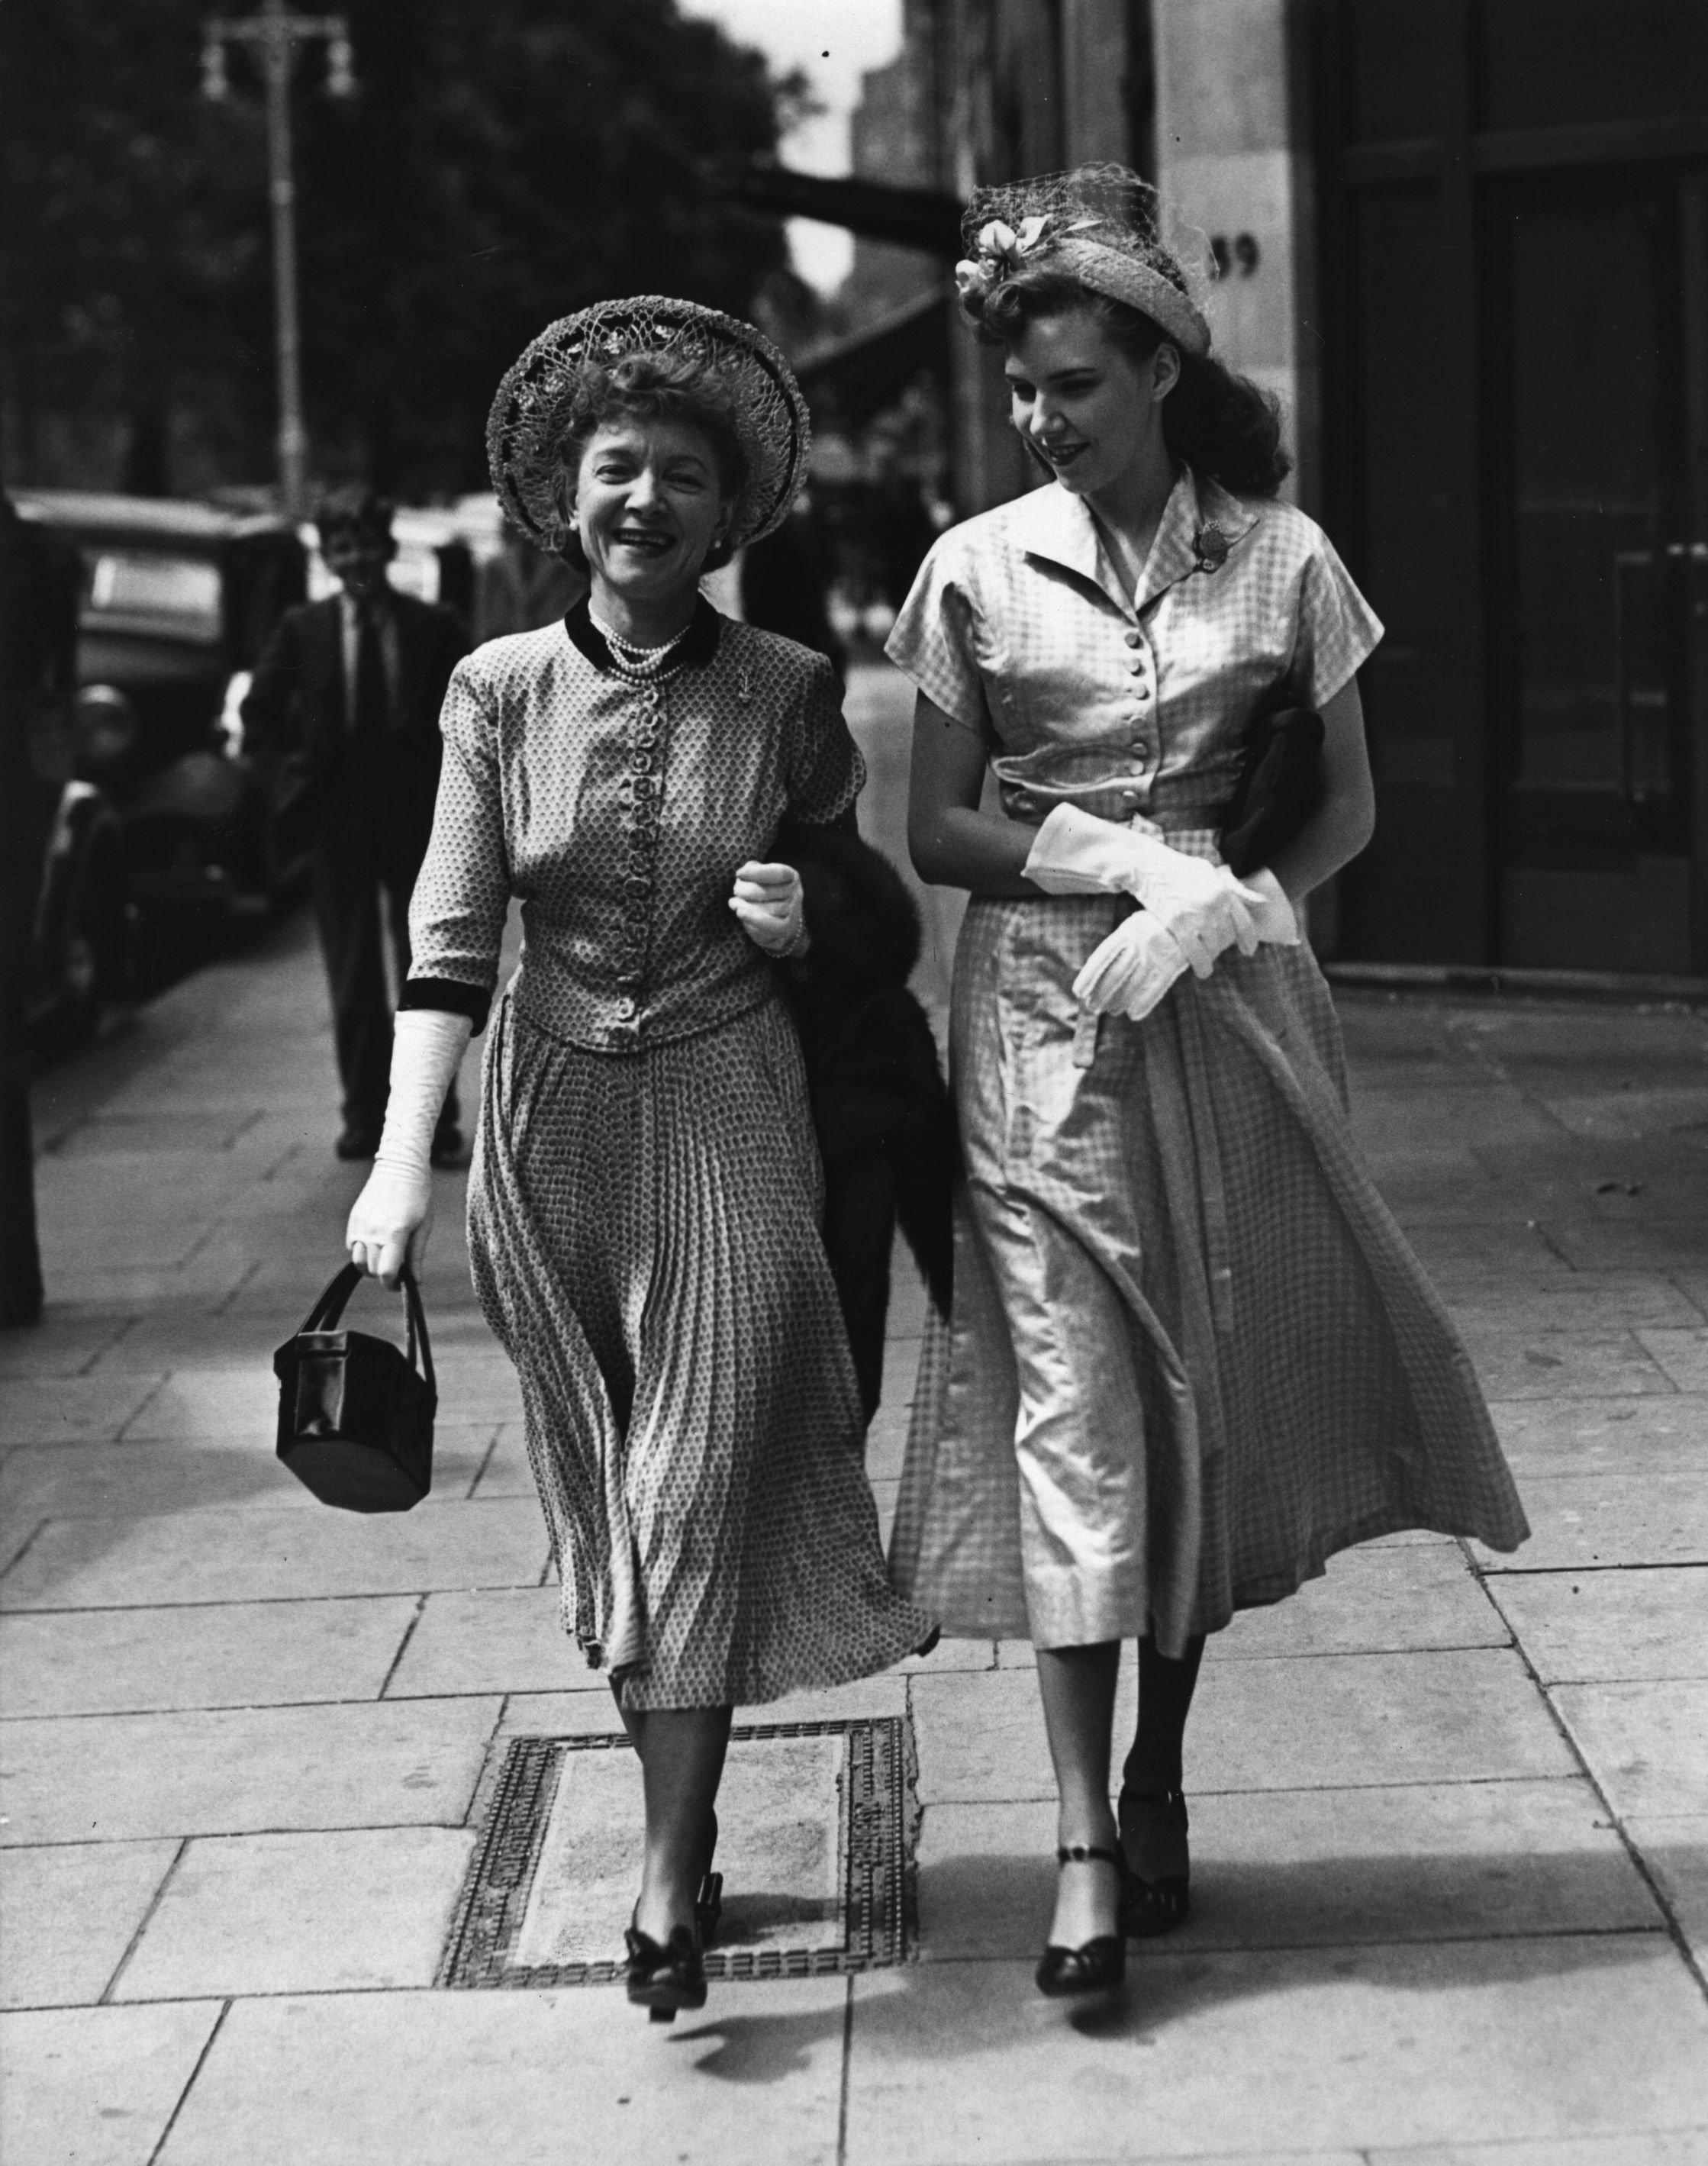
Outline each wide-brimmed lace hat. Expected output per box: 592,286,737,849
955,165,1214,356
487,295,812,555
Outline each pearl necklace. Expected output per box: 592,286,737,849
589,606,691,684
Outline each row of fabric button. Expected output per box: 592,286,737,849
614,686,666,1035
1120,624,1155,814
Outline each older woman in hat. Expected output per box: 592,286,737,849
343,299,934,2019
887,170,1528,1997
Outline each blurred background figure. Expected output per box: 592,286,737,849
738,495,847,678
240,485,467,1160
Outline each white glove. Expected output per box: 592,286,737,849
347,1160,434,1291
1242,866,1301,946
1024,805,1263,976
346,1007,472,1288
730,859,809,958
1074,911,1191,1021
1073,870,1302,1026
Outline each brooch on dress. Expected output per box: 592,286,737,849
1191,522,1231,575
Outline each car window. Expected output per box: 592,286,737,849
84,551,223,640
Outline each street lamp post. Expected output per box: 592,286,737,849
201,0,356,518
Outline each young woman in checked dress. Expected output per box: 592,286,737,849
343,301,934,2019
887,169,1528,1996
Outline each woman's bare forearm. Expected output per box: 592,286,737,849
1265,678,1377,901
907,692,1041,896
908,802,1039,896
1267,784,1375,901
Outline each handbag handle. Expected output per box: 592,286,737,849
296,1259,435,1394
400,1263,435,1400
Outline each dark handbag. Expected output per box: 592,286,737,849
272,1262,436,1512
1219,694,1326,878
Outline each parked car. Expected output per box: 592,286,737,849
11,492,311,935
1,497,131,1046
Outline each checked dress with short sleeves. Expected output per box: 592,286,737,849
404,598,934,1708
884,470,1527,1656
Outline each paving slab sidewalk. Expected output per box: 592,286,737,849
2,659,1706,2166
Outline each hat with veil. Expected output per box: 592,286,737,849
954,165,1216,356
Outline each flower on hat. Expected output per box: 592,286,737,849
955,214,1056,302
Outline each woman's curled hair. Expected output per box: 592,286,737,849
549,349,752,572
966,265,1291,501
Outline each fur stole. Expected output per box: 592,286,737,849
778,823,956,1423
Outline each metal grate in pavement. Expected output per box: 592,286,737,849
438,1717,910,1989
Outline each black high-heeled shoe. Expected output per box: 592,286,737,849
624,1917,707,2023
1035,1845,1128,1997
1117,1787,1190,1936
696,1809,723,1948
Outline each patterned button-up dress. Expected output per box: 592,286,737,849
884,469,1527,1656
407,599,934,1707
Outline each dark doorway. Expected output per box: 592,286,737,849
1316,0,1708,973
1486,168,1708,971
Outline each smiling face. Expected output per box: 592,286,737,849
1004,307,1178,501
572,417,733,618
321,526,394,603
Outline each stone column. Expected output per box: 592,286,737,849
1151,0,1318,508
1062,0,1133,166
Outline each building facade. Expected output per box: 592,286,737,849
843,0,1708,978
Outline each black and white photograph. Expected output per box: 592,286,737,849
2,2,1706,2159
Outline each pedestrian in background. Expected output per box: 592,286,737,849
343,300,934,2020
891,166,1528,1999
243,486,469,1162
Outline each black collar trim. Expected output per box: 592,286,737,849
565,594,723,674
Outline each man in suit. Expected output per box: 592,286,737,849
243,487,469,1160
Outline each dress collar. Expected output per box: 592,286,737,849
1009,469,1261,616
565,593,723,673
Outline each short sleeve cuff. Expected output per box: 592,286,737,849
882,627,994,737
885,537,998,739
1294,539,1384,711
398,976,492,1033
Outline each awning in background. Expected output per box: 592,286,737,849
714,163,964,256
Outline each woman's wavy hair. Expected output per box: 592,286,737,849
965,265,1291,501
549,350,752,572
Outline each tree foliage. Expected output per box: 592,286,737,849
2,0,794,498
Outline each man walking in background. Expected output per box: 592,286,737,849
243,487,469,1162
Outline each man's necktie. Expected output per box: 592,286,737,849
353,604,388,738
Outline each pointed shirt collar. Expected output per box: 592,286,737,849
1007,469,1261,617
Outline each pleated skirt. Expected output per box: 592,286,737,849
888,895,1529,1658
469,989,934,1709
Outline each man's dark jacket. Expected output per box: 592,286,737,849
241,590,466,869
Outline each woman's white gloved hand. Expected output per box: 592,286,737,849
1133,849,1265,975
1074,865,1304,1025
1242,866,1302,946
730,860,807,957
1074,911,1191,1021
1023,804,1264,977
346,1161,434,1290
